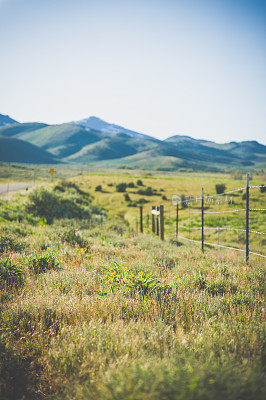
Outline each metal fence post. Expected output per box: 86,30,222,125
156,206,160,236
152,206,155,233
159,205,164,240
176,203,179,238
201,188,204,252
246,173,249,263
140,206,143,233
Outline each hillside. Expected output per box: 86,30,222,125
0,115,265,170
0,137,59,164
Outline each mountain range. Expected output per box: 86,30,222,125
0,113,265,171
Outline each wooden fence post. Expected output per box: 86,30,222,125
140,206,143,233
152,206,155,233
201,188,204,252
246,173,249,263
176,203,179,238
159,205,164,240
156,206,160,236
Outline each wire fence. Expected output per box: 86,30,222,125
136,175,266,262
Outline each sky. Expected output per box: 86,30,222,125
0,0,265,143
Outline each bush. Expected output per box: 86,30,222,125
25,187,91,223
60,229,89,248
0,234,25,254
116,183,127,193
124,193,131,202
95,185,102,192
127,182,135,188
137,180,143,186
27,252,59,274
162,195,167,200
215,184,226,194
0,258,24,287
260,185,266,193
137,198,148,205
137,187,154,196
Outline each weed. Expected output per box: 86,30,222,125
0,258,24,288
27,252,59,274
0,234,26,254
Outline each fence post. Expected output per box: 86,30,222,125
246,173,249,263
140,206,143,233
152,206,155,233
156,206,160,236
176,203,179,238
201,188,204,252
159,205,164,240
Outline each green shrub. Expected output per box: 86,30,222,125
260,185,266,193
137,180,143,186
124,193,131,202
53,185,65,192
95,185,102,192
0,234,26,254
215,184,226,194
25,187,91,223
27,252,59,274
162,195,167,200
136,198,148,205
116,183,127,193
0,258,24,287
60,229,89,248
127,182,135,188
137,186,154,196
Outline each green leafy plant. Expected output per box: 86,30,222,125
0,234,26,254
0,258,24,287
27,252,59,274
60,229,89,249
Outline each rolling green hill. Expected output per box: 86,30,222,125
0,122,48,137
0,137,59,164
16,124,105,158
0,116,265,170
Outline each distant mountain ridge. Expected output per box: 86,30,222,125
0,113,18,126
71,116,158,141
0,114,265,171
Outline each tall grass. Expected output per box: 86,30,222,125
0,175,265,399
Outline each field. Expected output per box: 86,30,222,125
0,168,265,399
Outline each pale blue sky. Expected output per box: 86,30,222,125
0,0,265,143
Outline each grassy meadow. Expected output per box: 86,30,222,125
0,169,265,399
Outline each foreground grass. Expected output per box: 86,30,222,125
0,215,265,399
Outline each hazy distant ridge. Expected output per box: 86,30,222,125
0,114,265,170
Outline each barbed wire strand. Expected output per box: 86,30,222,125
177,226,266,235
174,236,266,258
